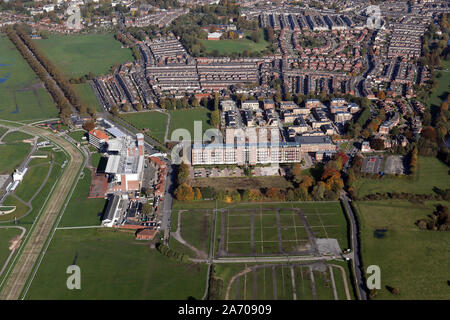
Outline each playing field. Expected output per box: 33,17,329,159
24,228,208,299
122,111,169,142
168,108,212,141
356,200,450,300
357,156,450,197
216,202,348,257
201,30,269,55
0,36,58,121
33,34,133,78
212,261,351,300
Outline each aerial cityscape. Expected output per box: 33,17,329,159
0,0,449,304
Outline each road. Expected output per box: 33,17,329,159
0,125,84,300
340,192,368,300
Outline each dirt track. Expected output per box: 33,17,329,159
0,126,83,300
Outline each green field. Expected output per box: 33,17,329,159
0,36,58,121
357,156,450,197
58,168,106,227
14,163,51,203
34,34,133,78
211,262,350,300
217,202,348,256
0,227,21,269
1,131,33,143
0,142,31,174
25,228,208,299
67,130,87,143
73,83,102,112
427,60,450,110
122,111,168,142
357,200,450,300
201,30,269,55
0,148,66,223
168,108,212,141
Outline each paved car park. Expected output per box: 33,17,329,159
361,155,384,174
384,155,405,175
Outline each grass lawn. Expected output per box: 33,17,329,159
73,83,102,112
0,126,8,137
1,131,33,143
25,228,208,299
122,111,168,142
14,163,50,203
356,200,450,300
0,195,30,222
0,36,58,122
67,130,87,143
0,228,21,268
34,34,133,78
356,156,450,197
168,108,212,141
0,142,31,174
180,210,212,255
201,30,269,55
58,168,106,227
427,60,450,111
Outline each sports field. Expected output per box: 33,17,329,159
168,108,212,141
201,30,269,55
216,202,348,257
172,202,348,258
211,261,351,300
34,34,133,78
0,36,58,121
24,228,208,300
356,200,450,300
122,111,169,142
357,156,450,197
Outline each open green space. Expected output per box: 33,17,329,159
67,130,87,143
58,168,106,228
33,34,133,78
427,60,450,110
0,228,21,268
356,200,450,300
215,262,349,300
0,142,31,174
0,127,8,137
356,156,450,197
0,195,30,222
169,108,212,141
180,210,212,255
212,202,348,256
201,30,269,55
14,163,50,203
25,228,208,299
1,131,33,143
73,83,102,112
122,111,168,142
0,36,58,122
